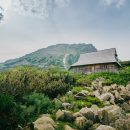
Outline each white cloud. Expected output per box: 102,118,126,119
100,0,126,8
11,0,70,18
55,0,70,8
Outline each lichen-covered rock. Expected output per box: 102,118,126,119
34,114,56,130
62,103,72,110
95,125,116,130
79,107,94,121
74,92,87,100
75,116,93,130
64,125,76,130
56,110,73,121
98,105,125,125
73,112,83,119
99,93,115,104
114,118,130,130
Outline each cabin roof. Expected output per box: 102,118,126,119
71,48,121,67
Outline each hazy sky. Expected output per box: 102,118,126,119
0,0,130,62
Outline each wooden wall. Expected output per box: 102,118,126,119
71,63,119,74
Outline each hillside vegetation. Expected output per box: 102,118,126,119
0,43,97,71
0,66,130,130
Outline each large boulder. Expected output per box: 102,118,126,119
114,118,130,130
79,107,94,121
98,105,125,125
56,110,73,121
33,114,56,130
95,125,116,130
75,116,93,130
99,93,115,104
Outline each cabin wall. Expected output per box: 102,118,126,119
71,63,119,74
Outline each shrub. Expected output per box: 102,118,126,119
0,93,18,130
23,92,53,115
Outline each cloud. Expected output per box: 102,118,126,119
0,7,4,22
100,0,126,8
12,0,70,19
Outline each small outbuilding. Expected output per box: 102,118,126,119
70,48,121,74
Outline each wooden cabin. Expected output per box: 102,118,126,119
70,48,121,74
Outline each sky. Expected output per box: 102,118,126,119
0,0,130,62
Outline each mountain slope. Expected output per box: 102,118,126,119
0,43,97,70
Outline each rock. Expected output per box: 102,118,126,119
64,125,76,130
62,103,72,110
74,92,87,100
67,91,73,96
121,102,130,113
98,105,125,125
34,114,56,130
56,109,64,121
114,118,130,130
75,116,93,130
91,105,100,123
126,84,130,91
111,84,118,90
79,107,94,121
93,90,100,98
112,90,122,103
73,112,83,119
99,93,115,104
56,110,73,121
120,90,130,100
102,86,112,93
95,125,116,130
88,123,100,130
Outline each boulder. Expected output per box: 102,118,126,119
126,84,130,91
74,92,87,100
56,110,73,121
88,123,100,130
93,90,100,98
73,112,83,119
56,109,64,121
114,118,130,130
62,103,72,110
75,116,93,130
112,90,122,103
64,125,76,130
121,102,130,113
34,114,56,130
111,84,118,90
91,105,100,123
95,125,116,130
102,86,112,93
99,93,115,104
98,105,125,125
79,107,94,121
